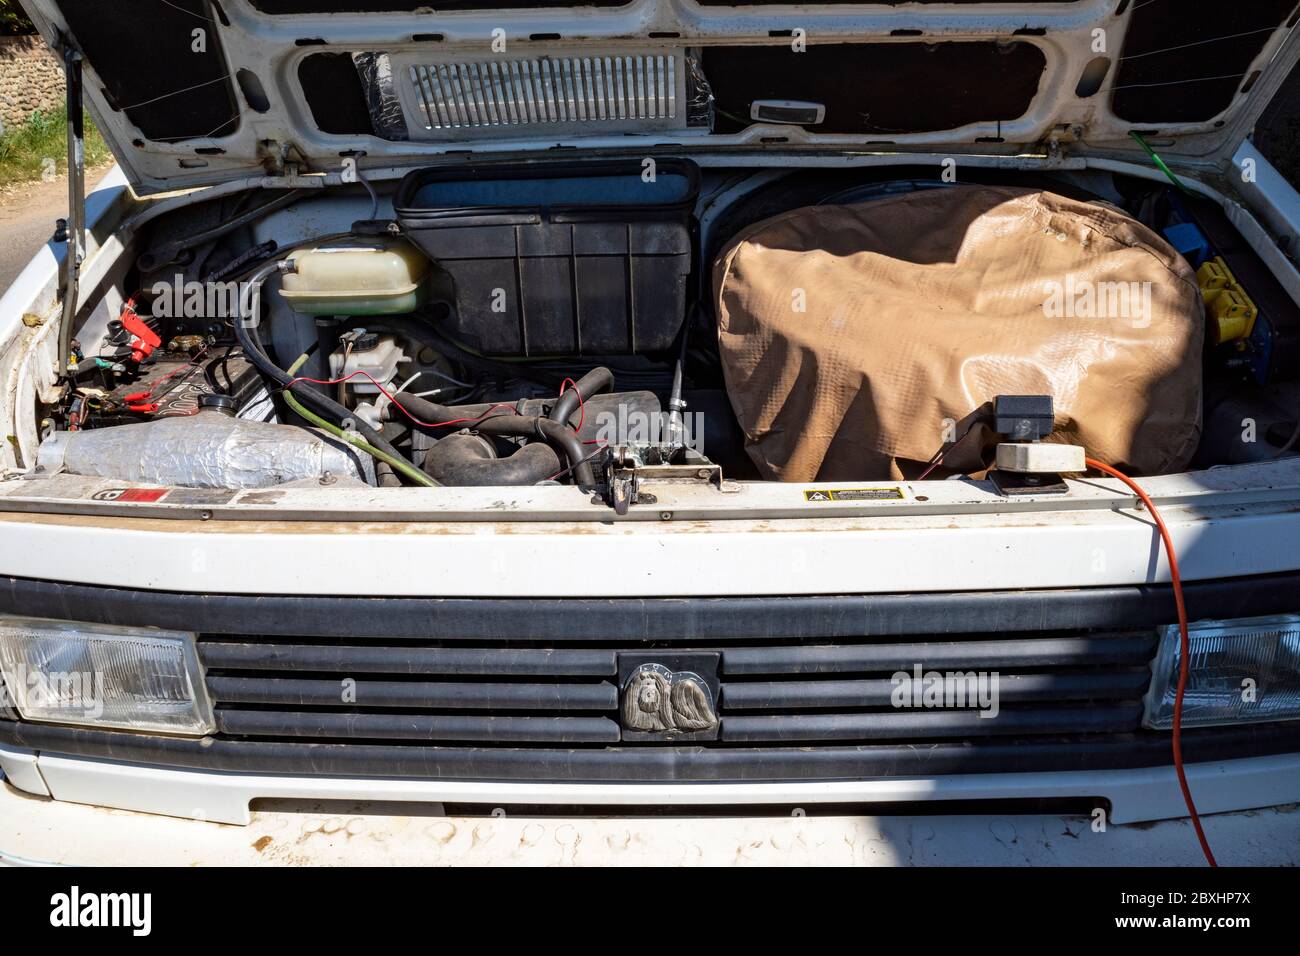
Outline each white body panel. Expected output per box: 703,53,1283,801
1,30,1299,845
4,744,1300,828
2,465,1300,595
18,0,1300,193
4,765,1298,867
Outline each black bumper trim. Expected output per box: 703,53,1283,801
4,721,1298,782
2,570,1300,639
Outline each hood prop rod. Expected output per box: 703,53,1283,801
57,35,85,378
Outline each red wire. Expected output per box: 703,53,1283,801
915,423,978,481
916,453,945,481
292,369,602,484
558,377,585,433
288,370,592,435
148,345,209,398
1086,457,1217,867
286,370,518,429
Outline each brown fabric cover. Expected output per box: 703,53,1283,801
714,186,1204,480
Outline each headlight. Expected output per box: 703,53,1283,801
0,670,15,720
1142,614,1300,729
0,615,213,735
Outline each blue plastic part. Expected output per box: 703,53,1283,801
1248,314,1275,386
1163,221,1211,268
410,172,697,209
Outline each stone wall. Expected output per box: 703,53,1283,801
0,35,64,135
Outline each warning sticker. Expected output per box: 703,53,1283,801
91,488,168,503
803,488,904,502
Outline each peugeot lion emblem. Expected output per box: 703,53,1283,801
620,663,718,733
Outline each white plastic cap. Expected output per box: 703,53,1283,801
995,442,1086,474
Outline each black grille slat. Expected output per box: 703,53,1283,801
721,634,1157,675
720,671,1153,710
10,573,1299,781
195,628,1157,749
216,710,621,744
721,705,1143,743
199,643,617,676
207,676,617,711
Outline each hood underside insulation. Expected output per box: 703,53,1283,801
55,0,239,143
1112,0,1300,123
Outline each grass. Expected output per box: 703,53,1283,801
0,106,112,186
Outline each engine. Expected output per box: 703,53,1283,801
40,160,709,499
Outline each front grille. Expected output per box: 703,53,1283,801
407,53,682,133
197,630,1157,747
8,576,1300,782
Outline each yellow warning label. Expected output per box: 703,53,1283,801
803,488,904,502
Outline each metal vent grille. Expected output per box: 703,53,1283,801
408,54,679,132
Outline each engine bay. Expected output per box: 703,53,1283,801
31,161,1300,509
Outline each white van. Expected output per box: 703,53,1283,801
1,0,1298,865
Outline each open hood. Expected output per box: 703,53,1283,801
21,0,1300,194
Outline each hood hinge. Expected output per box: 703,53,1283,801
1035,122,1087,165
258,139,310,177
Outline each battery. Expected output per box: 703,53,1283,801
94,350,262,426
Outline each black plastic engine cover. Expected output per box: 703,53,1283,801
396,160,699,357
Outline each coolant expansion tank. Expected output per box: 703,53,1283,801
279,243,429,316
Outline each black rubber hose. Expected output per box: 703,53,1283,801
233,305,423,479
549,366,614,427
137,189,310,273
476,415,594,489
392,393,597,488
314,319,338,400
388,392,502,429
423,433,562,486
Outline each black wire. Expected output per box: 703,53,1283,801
138,190,310,272
233,295,422,475
545,444,608,484
203,345,236,393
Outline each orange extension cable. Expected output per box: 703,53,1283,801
1086,457,1218,867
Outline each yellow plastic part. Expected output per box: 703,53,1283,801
1210,285,1259,344
1197,257,1233,290
1197,256,1259,343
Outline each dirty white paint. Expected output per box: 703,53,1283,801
18,0,1300,194
2,780,1297,867
7,744,1298,828
2,487,1300,595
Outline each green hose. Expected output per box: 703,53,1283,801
285,353,438,488
1129,131,1194,195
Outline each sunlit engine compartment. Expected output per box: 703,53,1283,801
35,161,1300,502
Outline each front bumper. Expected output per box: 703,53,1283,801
4,742,1300,827
3,764,1298,866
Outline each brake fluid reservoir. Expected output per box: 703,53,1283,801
330,333,405,394
279,243,429,315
